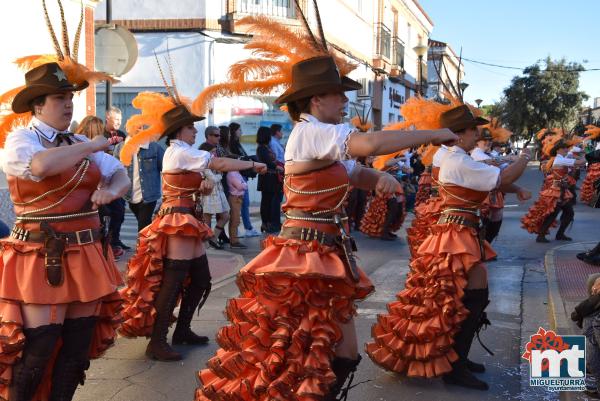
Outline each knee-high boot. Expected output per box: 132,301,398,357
536,208,559,243
145,258,189,361
324,355,362,401
555,204,574,241
485,220,503,243
173,254,212,345
443,288,490,391
381,199,399,241
49,316,97,401
9,324,62,401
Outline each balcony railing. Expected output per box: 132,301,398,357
376,23,391,60
236,0,297,19
392,37,404,69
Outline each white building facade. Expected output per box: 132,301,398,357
427,39,465,102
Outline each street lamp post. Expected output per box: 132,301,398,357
475,98,483,108
459,82,469,94
413,43,428,97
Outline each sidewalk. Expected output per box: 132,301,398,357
544,241,600,401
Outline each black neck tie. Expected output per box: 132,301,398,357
55,132,73,146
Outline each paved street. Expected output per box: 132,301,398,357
2,164,597,401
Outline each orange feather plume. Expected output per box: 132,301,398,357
191,15,357,116
542,134,562,158
482,118,512,144
418,144,439,167
372,150,405,171
585,124,600,141
350,115,373,133
119,92,181,166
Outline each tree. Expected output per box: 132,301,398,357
492,57,588,146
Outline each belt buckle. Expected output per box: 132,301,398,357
75,229,94,245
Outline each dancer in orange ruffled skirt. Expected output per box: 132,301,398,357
581,125,600,205
359,152,406,241
0,5,129,399
116,63,265,362
189,3,458,399
521,137,586,243
366,104,530,391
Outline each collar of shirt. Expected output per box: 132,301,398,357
299,113,318,123
449,146,467,155
125,136,150,150
170,139,190,149
31,117,69,142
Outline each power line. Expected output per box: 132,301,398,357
462,57,600,72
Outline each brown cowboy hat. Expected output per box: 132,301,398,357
550,139,570,156
162,104,205,137
440,104,489,133
12,62,89,113
275,56,362,105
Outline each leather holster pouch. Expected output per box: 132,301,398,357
41,222,65,287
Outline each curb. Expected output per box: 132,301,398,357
543,241,597,401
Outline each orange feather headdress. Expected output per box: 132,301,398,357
483,118,512,144
373,96,470,167
119,50,198,166
0,0,114,149
585,124,600,141
191,0,357,116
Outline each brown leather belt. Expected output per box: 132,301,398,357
280,210,360,282
10,223,105,287
10,226,103,245
437,211,486,261
157,206,195,217
278,226,339,247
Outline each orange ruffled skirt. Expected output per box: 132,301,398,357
0,238,123,400
406,195,443,258
366,222,496,377
581,164,600,204
195,236,374,401
520,185,572,234
415,172,432,208
119,212,212,338
360,195,405,238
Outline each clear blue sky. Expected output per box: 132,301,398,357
418,0,600,107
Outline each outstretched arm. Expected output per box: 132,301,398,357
350,165,401,196
347,129,457,158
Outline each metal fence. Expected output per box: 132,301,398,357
236,0,296,18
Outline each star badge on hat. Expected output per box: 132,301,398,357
53,68,67,82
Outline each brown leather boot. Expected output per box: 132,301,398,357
145,258,189,361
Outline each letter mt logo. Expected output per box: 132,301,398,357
522,327,586,392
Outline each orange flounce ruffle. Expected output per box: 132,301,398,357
0,292,122,400
359,194,405,238
366,222,496,378
415,172,432,208
406,195,443,258
581,164,600,204
119,212,212,338
195,236,374,401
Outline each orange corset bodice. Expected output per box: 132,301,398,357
161,171,204,209
8,159,101,232
282,163,350,235
438,184,490,210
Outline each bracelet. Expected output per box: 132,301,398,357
252,161,255,168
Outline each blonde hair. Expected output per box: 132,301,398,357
75,116,105,140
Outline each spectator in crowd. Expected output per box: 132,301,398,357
256,126,283,233
98,107,129,257
269,124,285,226
104,106,127,156
75,115,104,140
228,122,260,237
269,123,285,164
226,169,248,249
114,134,165,232
200,140,230,249
571,273,600,397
